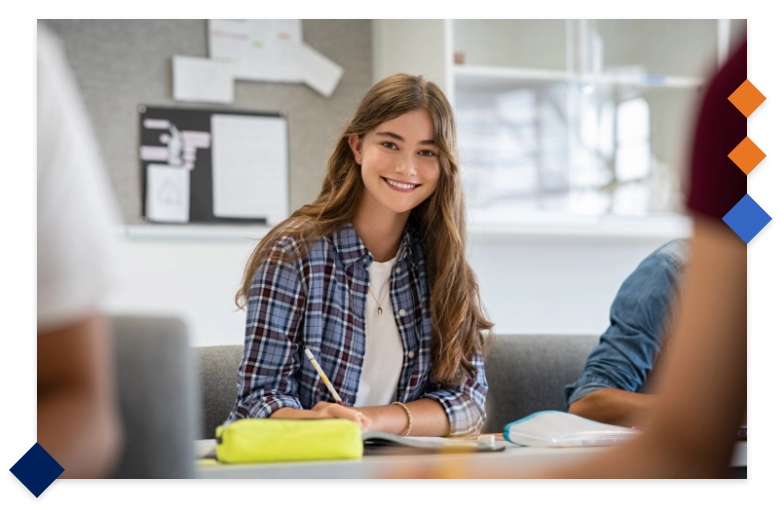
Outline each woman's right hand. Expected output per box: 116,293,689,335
312,401,371,430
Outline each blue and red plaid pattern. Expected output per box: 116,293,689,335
226,223,487,435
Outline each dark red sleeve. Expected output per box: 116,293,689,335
686,39,747,219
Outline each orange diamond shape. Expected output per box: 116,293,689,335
728,137,766,175
728,80,766,117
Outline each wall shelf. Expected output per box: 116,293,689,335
453,65,704,94
467,213,692,240
118,215,691,242
121,224,271,241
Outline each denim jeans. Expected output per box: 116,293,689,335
563,239,689,408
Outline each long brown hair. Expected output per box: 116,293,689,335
236,73,493,385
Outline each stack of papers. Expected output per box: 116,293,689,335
504,411,640,447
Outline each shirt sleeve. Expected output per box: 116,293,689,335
563,240,687,408
422,347,488,436
227,239,308,422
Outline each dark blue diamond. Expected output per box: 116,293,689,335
723,194,772,244
9,443,64,498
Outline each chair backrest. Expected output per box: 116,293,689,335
196,345,244,439
194,334,599,438
111,315,198,478
482,334,598,433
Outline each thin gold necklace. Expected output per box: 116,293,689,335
367,283,387,315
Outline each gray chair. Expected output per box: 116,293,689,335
482,334,598,433
194,334,599,437
196,345,243,439
111,315,199,478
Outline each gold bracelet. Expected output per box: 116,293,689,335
392,401,412,436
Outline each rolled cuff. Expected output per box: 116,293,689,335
564,377,616,409
227,393,303,423
423,391,486,436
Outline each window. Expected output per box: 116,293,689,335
451,19,745,225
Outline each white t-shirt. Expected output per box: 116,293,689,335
354,255,404,407
37,24,121,331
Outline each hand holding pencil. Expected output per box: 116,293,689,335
305,348,371,430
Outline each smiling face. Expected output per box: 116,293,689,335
348,109,441,221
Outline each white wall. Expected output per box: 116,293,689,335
105,224,688,347
467,233,679,335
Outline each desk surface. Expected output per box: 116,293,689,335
197,440,747,479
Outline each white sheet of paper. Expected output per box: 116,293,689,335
145,164,190,223
207,19,342,96
211,114,288,223
292,42,344,97
209,19,254,63
232,55,301,83
173,56,234,104
209,19,301,82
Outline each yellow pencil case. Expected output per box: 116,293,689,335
215,418,363,464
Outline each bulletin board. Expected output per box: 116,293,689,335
138,105,289,225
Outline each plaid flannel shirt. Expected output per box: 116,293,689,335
226,223,487,435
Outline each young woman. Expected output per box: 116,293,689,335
226,74,493,437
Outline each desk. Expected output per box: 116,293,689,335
197,440,747,479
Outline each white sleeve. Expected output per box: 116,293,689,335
37,24,122,331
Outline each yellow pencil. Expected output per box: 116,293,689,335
304,348,346,407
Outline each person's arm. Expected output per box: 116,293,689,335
422,216,744,479
269,403,370,428
564,240,686,426
550,216,747,477
37,314,122,478
330,346,488,437
393,216,745,478
273,398,449,435
568,388,656,428
356,398,450,436
287,344,486,436
416,347,489,436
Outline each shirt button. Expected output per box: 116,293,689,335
395,267,401,274
407,351,415,359
399,309,407,317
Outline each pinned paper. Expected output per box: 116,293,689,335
209,19,302,83
173,20,343,102
211,114,288,223
173,56,234,104
145,164,190,223
293,42,344,97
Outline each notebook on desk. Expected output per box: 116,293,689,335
503,410,639,447
362,431,505,455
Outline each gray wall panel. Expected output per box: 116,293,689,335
44,19,373,224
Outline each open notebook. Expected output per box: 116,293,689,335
362,431,505,454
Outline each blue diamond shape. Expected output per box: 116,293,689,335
723,194,772,244
9,443,64,498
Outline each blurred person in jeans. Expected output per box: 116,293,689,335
564,239,688,427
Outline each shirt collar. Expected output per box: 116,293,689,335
332,223,416,268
